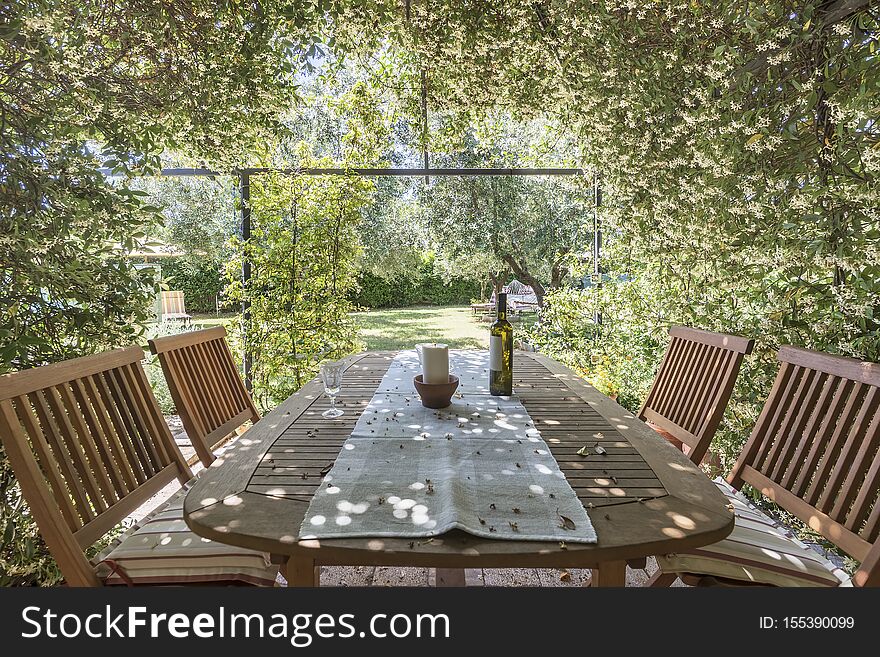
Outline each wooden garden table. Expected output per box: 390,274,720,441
184,351,734,586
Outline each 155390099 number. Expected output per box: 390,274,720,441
783,617,854,630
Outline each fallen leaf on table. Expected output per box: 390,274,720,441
559,541,567,550
558,511,577,531
576,446,590,457
593,432,605,440
594,445,607,455
559,570,571,582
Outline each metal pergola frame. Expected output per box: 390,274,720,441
113,166,600,392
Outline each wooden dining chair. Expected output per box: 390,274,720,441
158,290,192,324
148,326,259,466
652,346,880,587
0,346,277,586
639,326,755,465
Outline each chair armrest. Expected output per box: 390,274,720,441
854,540,880,587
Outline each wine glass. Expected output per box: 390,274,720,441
320,361,344,418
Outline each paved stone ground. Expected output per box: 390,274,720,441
311,560,685,587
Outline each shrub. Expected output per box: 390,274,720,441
352,266,481,308
158,257,227,315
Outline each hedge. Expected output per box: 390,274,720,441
158,257,225,315
351,269,482,308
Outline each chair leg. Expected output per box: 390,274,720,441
435,568,466,586
282,555,318,587
646,570,678,587
590,560,627,587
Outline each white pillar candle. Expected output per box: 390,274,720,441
418,343,449,384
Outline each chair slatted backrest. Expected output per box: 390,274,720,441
730,346,880,587
160,291,186,316
148,326,259,467
0,347,193,586
639,326,755,464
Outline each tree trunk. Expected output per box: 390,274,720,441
488,272,499,295
500,254,546,306
550,248,570,289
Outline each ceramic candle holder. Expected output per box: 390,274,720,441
413,374,459,409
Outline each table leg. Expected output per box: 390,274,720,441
282,556,319,587
589,560,627,587
435,568,466,586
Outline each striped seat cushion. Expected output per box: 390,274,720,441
96,483,278,586
655,478,850,587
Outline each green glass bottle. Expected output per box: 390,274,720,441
489,292,513,396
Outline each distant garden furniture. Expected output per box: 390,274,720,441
471,284,539,319
158,290,192,324
650,346,880,587
508,294,539,316
183,350,733,587
470,287,507,316
639,326,755,465
0,346,277,586
470,301,495,316
149,326,260,467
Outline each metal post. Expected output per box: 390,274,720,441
592,172,603,327
239,172,253,393
421,68,429,185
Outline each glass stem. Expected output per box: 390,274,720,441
329,395,336,413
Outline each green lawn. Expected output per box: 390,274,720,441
151,306,520,352
353,305,488,351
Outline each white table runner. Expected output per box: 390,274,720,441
299,351,597,544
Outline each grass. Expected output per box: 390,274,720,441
148,305,529,352
353,305,488,351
